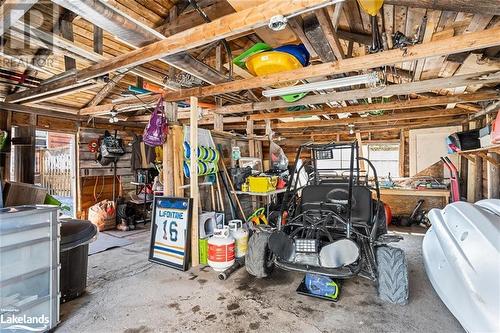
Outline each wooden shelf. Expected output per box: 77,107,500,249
233,188,287,197
457,145,500,166
379,188,450,199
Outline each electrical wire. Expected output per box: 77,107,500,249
93,175,105,202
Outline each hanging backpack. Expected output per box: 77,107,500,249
143,97,168,147
96,130,126,166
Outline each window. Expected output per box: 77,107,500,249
315,146,359,172
313,143,400,177
365,144,400,178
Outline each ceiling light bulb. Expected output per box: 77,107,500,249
348,124,355,135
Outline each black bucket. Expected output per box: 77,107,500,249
60,219,97,303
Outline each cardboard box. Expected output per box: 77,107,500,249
3,182,48,207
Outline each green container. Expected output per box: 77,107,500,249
233,43,272,69
199,238,208,265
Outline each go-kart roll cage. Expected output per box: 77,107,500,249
272,141,386,280
279,141,382,239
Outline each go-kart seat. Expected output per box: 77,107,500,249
300,184,373,223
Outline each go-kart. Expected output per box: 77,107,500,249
246,141,409,304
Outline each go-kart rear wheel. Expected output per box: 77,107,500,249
376,202,388,236
246,231,274,278
376,246,409,305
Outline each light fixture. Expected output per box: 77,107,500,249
109,110,119,123
348,124,355,135
262,73,379,98
268,0,345,31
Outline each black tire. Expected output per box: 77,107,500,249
374,200,388,237
246,232,274,278
376,246,409,305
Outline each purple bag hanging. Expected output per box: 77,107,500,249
143,97,168,147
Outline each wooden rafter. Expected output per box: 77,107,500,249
162,26,500,102
384,0,500,15
315,8,345,60
216,71,500,114
248,91,500,120
6,0,330,104
8,21,165,85
77,0,328,80
79,71,500,116
271,107,472,129
84,72,127,108
58,10,78,71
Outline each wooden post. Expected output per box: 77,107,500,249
190,97,199,267
163,133,174,196
172,125,184,197
214,43,224,131
487,152,499,199
93,25,103,55
265,119,272,167
472,120,483,202
246,120,255,157
460,123,469,199
355,132,366,172
214,99,224,131
474,154,483,202
246,120,257,209
399,129,405,177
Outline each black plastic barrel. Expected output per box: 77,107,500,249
60,219,97,303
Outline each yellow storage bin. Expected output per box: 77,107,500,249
248,176,278,193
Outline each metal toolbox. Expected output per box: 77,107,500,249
0,206,60,332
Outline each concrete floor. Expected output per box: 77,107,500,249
59,229,463,333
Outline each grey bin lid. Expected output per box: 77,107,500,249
60,219,97,251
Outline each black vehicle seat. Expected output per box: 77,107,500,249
300,184,373,223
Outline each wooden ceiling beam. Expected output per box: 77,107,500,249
163,26,500,101
272,108,472,129
7,0,330,104
277,119,467,137
223,116,467,132
287,17,319,59
248,91,500,120
225,0,298,47
315,8,345,60
84,72,127,108
0,101,82,121
81,71,500,116
384,0,500,16
217,71,500,114
77,0,332,81
8,21,165,86
59,11,78,71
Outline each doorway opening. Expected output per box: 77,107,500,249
35,130,77,217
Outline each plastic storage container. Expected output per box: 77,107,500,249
60,219,97,303
0,206,60,332
492,115,500,144
248,176,278,193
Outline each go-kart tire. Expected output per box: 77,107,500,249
376,246,409,305
246,232,274,278
372,200,387,237
377,202,388,236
